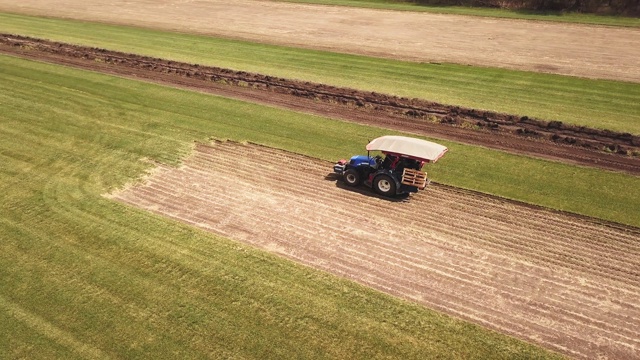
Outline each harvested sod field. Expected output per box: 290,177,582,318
111,141,640,360
1,1,639,83
1,13,639,134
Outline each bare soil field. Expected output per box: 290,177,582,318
110,141,640,360
1,0,640,82
2,35,639,175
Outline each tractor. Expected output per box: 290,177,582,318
333,135,448,196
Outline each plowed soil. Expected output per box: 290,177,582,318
110,141,640,360
2,34,639,175
1,0,640,82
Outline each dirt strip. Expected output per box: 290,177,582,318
110,141,640,360
2,34,639,176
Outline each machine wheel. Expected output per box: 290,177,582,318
344,168,362,186
373,174,396,196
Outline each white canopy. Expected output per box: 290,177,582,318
366,136,448,163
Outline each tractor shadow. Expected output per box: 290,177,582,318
324,173,411,203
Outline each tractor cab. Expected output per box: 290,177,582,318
333,136,447,197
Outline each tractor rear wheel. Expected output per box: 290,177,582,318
344,168,362,186
373,174,396,196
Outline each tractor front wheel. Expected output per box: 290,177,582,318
373,174,396,196
344,168,362,187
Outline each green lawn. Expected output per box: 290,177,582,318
275,0,640,27
0,56,573,358
2,12,639,134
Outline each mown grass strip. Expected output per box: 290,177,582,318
1,12,639,134
2,54,638,224
275,0,640,27
0,55,565,359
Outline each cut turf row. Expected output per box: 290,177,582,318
2,34,638,176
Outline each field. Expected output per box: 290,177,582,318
1,55,570,359
1,13,639,134
1,1,639,359
1,32,635,172
2,55,638,226
1,0,640,84
112,141,640,360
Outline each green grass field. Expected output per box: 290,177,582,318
0,55,574,359
275,0,640,27
1,6,636,359
2,12,639,134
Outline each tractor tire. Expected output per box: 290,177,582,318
344,168,362,187
373,174,396,196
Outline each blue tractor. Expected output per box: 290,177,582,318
333,136,448,197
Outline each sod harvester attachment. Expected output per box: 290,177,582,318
333,135,448,197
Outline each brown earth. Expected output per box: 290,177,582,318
1,0,640,82
109,141,640,360
2,34,639,175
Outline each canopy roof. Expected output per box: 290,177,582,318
366,136,448,163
